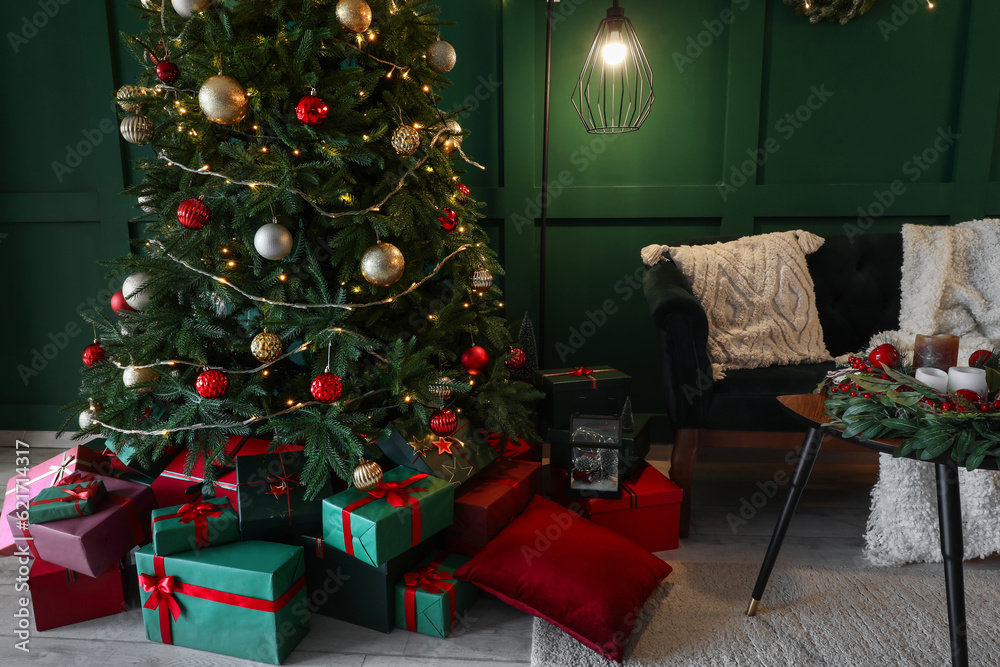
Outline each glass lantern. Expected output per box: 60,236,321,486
567,413,624,500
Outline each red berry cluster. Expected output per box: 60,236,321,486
828,378,872,399
845,356,890,379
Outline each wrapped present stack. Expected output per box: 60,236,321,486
535,365,683,553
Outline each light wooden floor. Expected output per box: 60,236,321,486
0,431,969,666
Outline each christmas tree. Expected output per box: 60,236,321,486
63,0,540,495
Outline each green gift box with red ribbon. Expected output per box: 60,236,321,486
151,497,240,556
534,366,631,429
394,550,477,637
377,420,499,486
28,478,107,524
322,466,455,567
235,449,333,540
136,540,309,664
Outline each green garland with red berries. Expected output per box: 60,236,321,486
821,344,1000,471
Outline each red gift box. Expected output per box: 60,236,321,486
1,445,116,557
29,559,126,631
8,473,157,577
485,433,542,463
150,435,301,508
447,460,541,555
549,462,682,553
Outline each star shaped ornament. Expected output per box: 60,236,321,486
432,438,455,456
440,454,474,484
266,482,291,499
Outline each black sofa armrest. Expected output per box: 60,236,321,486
643,260,712,429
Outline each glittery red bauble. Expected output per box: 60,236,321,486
177,198,210,230
439,208,457,233
111,290,136,316
156,61,179,84
461,345,490,375
195,369,228,398
868,344,900,371
456,183,470,205
430,408,458,436
505,347,527,372
82,343,106,367
295,94,329,126
969,349,993,367
310,372,343,403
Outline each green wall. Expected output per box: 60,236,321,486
2,0,998,429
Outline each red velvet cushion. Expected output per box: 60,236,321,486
453,496,672,662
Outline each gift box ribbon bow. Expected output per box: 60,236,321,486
342,474,428,557
402,556,456,632
542,366,614,389
153,500,233,549
29,482,102,517
140,555,305,646
265,472,301,499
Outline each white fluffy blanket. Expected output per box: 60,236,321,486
864,219,1000,566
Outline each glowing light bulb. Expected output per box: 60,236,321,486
602,39,627,66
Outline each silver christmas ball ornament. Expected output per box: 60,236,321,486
198,75,248,125
123,365,159,393
426,40,457,74
141,0,160,9
172,0,211,18
78,408,97,430
137,193,156,215
254,223,294,260
122,272,153,311
120,115,154,145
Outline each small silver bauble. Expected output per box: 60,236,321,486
172,0,211,18
254,222,294,260
141,0,160,9
120,115,154,145
123,272,152,311
360,242,405,287
426,40,457,74
78,408,96,430
137,193,156,215
198,75,248,125
123,365,159,393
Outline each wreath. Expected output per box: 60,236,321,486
821,343,1000,470
784,0,876,24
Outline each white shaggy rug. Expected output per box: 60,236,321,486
531,561,1000,666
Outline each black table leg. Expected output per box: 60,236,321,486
935,462,968,667
747,427,823,616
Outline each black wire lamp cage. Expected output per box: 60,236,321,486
571,0,654,134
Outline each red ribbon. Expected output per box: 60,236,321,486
59,471,96,486
29,482,102,517
243,456,301,525
486,433,531,458
313,537,324,558
141,554,306,645
341,474,428,558
152,501,231,549
541,366,614,389
403,554,456,633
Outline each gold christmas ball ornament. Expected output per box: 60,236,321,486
198,75,248,125
116,85,150,113
425,40,457,74
353,459,384,491
120,115,154,145
430,377,453,401
432,119,463,156
251,331,283,362
472,265,493,294
391,124,420,156
123,365,159,393
360,242,405,287
336,0,372,33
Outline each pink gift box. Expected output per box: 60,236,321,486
1,445,116,557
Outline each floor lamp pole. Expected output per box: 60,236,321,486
539,0,554,368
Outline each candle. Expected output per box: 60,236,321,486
912,334,960,372
914,367,949,392
947,367,988,398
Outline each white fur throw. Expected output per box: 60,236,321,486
864,219,1000,566
641,231,832,380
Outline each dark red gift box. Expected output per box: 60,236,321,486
447,459,541,555
549,462,682,553
8,473,156,577
28,559,126,631
486,433,542,463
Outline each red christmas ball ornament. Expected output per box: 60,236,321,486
82,342,106,367
177,198,210,230
868,343,900,371
429,408,458,437
461,345,490,375
295,94,329,126
111,289,136,316
438,208,458,233
456,182,470,205
969,349,993,367
195,369,228,398
155,61,179,84
310,372,343,403
955,389,982,404
505,347,527,372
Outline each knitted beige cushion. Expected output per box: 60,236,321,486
651,230,831,379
